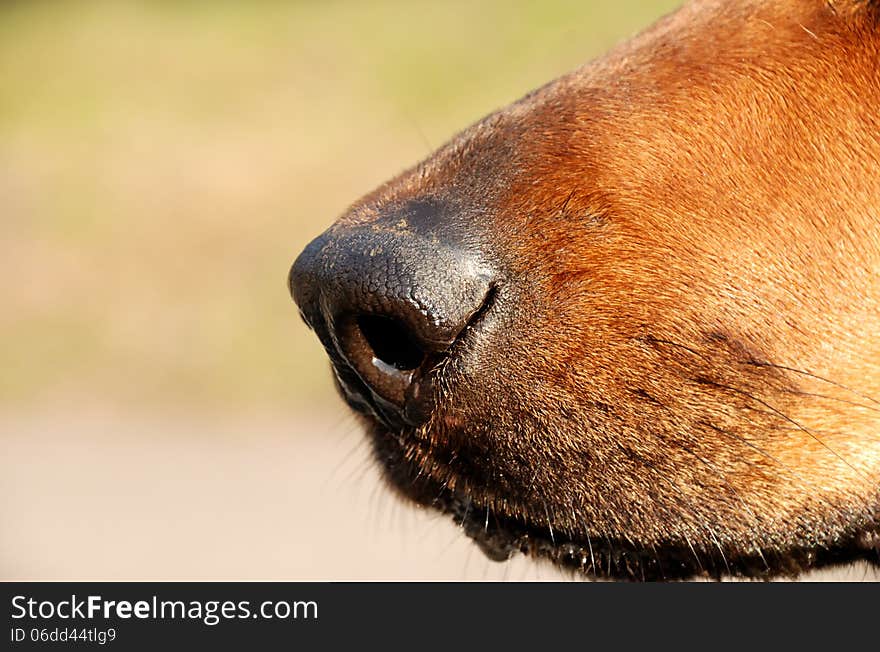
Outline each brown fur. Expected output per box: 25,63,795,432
299,0,880,578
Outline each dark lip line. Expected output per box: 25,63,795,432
442,488,728,581
440,487,880,581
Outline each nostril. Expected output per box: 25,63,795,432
291,220,499,425
356,314,426,373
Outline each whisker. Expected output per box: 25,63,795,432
780,388,880,415
650,543,666,581
668,435,768,553
605,535,614,576
543,501,556,545
524,467,541,498
645,393,765,536
683,533,704,574
329,430,370,482
703,420,788,473
708,528,731,575
399,107,433,154
646,335,879,405
755,545,770,572
641,336,701,357
744,360,880,406
559,189,576,214
645,335,880,415
612,390,746,571
586,531,596,576
701,420,847,520
701,378,869,480
339,444,378,488
432,476,452,506
458,498,472,528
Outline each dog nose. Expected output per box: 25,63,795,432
289,210,496,427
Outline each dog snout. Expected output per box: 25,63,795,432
289,213,497,427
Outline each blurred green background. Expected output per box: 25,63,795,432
0,0,680,414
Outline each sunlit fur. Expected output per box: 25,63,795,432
326,0,880,579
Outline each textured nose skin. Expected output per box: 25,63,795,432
289,215,496,426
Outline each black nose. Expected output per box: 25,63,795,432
289,207,497,428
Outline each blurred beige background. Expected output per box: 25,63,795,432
1,0,873,581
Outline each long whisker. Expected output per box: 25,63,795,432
645,392,765,534
586,531,596,576
683,533,704,574
779,388,880,415
650,543,666,581
329,429,370,482
708,528,731,576
543,501,556,546
604,535,614,576
458,498,472,528
702,420,787,471
614,390,752,572
755,546,770,573
645,336,880,413
701,420,846,520
698,378,869,480
524,467,541,499
744,360,880,407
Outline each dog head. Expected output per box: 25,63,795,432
290,0,880,579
